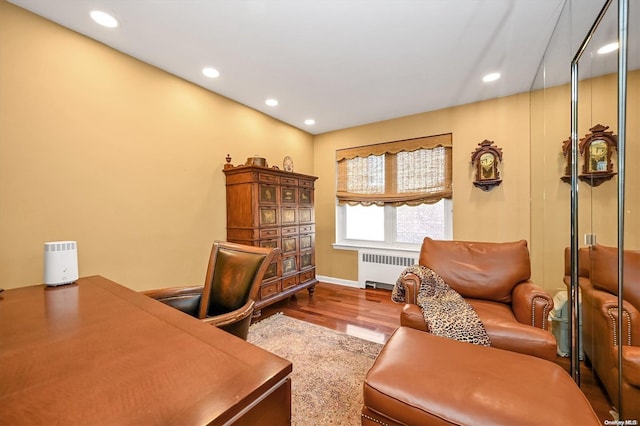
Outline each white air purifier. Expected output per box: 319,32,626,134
44,241,79,286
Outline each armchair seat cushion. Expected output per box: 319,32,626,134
402,299,558,361
467,299,557,360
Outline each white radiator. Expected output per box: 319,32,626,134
358,249,417,289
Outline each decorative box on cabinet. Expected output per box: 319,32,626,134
223,163,318,316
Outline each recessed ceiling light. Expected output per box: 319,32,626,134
304,119,316,126
90,10,118,28
265,99,279,107
597,42,619,54
202,67,220,78
482,72,501,83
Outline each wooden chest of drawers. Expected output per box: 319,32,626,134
223,163,318,316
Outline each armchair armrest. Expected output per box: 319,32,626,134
511,281,554,330
397,273,421,304
596,293,640,346
400,304,429,332
623,346,640,387
141,286,203,318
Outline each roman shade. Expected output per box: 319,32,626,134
336,133,452,206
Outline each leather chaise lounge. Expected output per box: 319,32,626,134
362,327,600,425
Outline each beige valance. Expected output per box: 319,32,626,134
336,189,453,206
336,133,452,161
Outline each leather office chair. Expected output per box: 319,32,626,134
142,241,280,340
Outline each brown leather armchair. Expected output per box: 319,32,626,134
400,237,557,361
142,241,279,340
565,244,640,420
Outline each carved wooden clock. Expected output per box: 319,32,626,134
561,124,618,187
471,140,503,191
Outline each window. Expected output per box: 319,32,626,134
335,134,453,249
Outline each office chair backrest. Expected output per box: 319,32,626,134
198,241,275,319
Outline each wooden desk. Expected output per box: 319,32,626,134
0,276,292,425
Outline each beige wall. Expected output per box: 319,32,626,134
530,70,640,294
315,71,638,292
314,93,532,283
3,1,636,294
529,82,572,292
0,1,314,290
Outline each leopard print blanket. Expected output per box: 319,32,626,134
392,265,491,346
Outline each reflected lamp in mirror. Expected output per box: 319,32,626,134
470,140,503,191
561,124,618,186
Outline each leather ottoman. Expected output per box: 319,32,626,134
362,327,600,426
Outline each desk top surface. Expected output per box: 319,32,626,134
0,275,291,425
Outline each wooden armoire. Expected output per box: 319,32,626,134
223,162,318,316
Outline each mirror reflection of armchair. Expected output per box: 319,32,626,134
142,241,279,340
586,245,640,420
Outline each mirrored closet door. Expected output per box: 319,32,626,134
531,0,638,420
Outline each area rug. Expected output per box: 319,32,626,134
247,313,383,425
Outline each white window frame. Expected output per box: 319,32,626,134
333,199,453,252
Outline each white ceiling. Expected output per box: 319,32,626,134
8,0,607,134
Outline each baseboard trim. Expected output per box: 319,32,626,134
316,275,363,289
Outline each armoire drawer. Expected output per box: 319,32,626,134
260,281,280,300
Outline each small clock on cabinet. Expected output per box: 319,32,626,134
283,156,294,172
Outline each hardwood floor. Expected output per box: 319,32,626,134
255,282,614,422
257,281,401,344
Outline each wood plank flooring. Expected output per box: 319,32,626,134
255,282,614,422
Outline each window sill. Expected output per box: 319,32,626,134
332,242,420,254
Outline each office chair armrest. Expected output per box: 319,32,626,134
201,300,255,328
142,286,203,299
141,286,203,317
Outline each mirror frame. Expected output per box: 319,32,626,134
570,0,629,418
